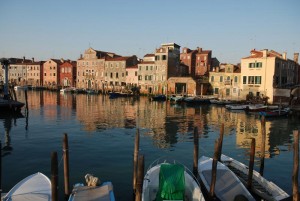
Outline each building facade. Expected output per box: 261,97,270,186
138,54,156,94
240,49,299,104
8,57,32,85
43,59,63,88
180,47,212,78
209,64,241,100
77,48,122,90
60,60,77,87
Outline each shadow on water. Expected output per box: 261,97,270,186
0,112,25,157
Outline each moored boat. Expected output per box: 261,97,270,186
169,94,184,103
226,104,249,110
246,104,279,112
259,107,290,117
2,172,51,201
0,97,25,112
183,96,211,104
198,156,255,201
142,160,205,201
151,94,166,101
68,174,115,201
221,154,289,201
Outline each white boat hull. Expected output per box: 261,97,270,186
142,162,205,201
3,172,51,201
221,154,289,201
198,156,255,201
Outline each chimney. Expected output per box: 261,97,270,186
197,47,202,53
294,53,299,63
283,52,287,60
32,57,34,62
263,49,268,58
80,54,83,59
22,56,25,63
60,58,64,63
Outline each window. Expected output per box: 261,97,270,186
220,76,223,82
234,76,238,83
211,76,214,82
243,76,247,84
226,88,230,95
255,76,261,84
256,62,262,68
116,73,118,78
214,88,219,94
135,71,137,76
249,62,262,68
44,73,47,76
162,55,167,60
146,66,148,70
248,76,254,84
126,72,128,76
110,73,113,78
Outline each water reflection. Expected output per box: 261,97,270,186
13,90,298,158
0,112,24,157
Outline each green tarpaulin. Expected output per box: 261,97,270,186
156,163,185,201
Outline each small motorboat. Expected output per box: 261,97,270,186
221,154,289,201
142,160,205,201
198,156,255,201
259,107,290,117
151,94,166,101
2,172,51,201
68,174,115,201
226,104,249,110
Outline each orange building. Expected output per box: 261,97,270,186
43,59,64,88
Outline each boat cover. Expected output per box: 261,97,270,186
156,164,185,201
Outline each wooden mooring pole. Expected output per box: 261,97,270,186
0,140,2,195
135,154,144,201
24,89,28,112
218,123,224,161
193,127,199,177
133,129,140,192
260,116,266,176
247,138,255,190
51,152,58,201
293,130,299,201
63,133,70,198
209,139,220,199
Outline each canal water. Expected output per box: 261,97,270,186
1,90,299,200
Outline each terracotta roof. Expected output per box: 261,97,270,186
196,50,211,54
144,54,155,57
105,56,131,61
242,49,280,59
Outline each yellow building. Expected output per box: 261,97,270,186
209,64,241,100
240,49,299,104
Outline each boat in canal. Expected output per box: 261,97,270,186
0,96,25,112
68,174,115,201
220,154,289,201
151,94,166,101
259,107,290,117
2,172,51,201
198,156,255,201
142,160,205,201
169,94,185,103
225,104,249,110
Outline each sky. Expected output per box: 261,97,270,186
0,0,299,64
